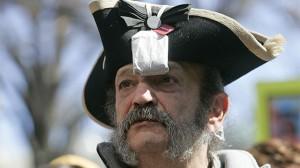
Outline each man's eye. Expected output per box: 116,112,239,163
119,80,133,90
160,76,172,83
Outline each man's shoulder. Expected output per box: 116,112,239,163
214,149,270,168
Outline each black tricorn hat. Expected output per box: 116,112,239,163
83,0,285,128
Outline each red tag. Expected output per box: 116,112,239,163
153,24,175,35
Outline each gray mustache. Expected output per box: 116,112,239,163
119,105,174,134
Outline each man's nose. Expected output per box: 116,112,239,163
132,82,157,107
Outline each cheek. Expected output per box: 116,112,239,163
160,88,199,122
156,92,185,118
115,92,134,124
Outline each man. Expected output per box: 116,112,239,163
83,0,285,167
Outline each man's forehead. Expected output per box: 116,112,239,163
116,61,183,77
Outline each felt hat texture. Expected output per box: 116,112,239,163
84,0,285,128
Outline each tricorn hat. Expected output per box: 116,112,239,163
83,0,285,128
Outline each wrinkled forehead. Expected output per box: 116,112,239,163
115,61,204,85
116,61,185,77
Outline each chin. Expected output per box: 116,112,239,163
127,126,168,153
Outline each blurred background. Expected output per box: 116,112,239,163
0,0,299,167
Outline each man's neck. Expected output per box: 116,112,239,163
137,146,209,168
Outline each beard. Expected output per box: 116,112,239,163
111,104,211,166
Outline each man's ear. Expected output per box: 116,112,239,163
207,92,229,132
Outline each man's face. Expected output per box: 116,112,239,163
112,62,210,165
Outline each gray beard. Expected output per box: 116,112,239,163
111,104,211,166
